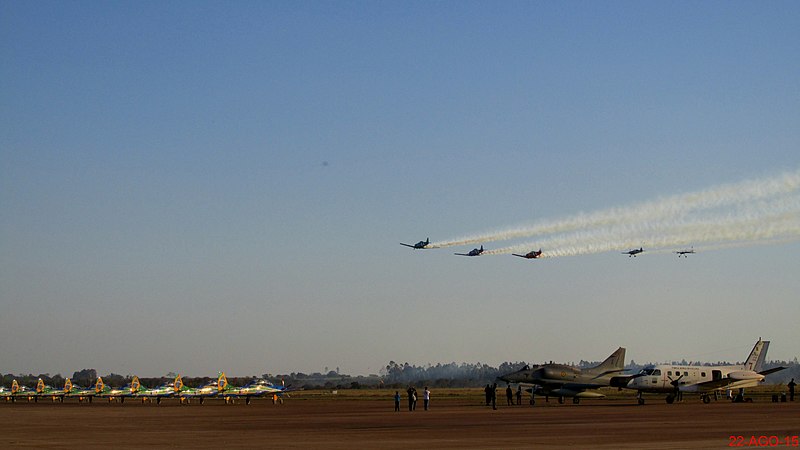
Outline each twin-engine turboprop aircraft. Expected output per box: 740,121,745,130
497,347,633,404
626,338,785,404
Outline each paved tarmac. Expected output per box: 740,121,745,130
2,396,798,448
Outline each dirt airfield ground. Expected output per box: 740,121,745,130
2,389,798,449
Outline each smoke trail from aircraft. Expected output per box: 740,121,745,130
432,168,800,249
485,194,800,258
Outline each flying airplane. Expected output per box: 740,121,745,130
675,247,695,257
455,245,484,257
625,338,786,405
497,347,633,404
400,238,430,249
623,247,644,257
512,249,543,259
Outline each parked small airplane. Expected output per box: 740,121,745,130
61,378,98,403
213,372,293,404
455,245,484,257
400,238,430,249
513,249,543,259
623,247,644,257
625,338,786,405
497,347,632,404
675,247,695,257
174,375,219,405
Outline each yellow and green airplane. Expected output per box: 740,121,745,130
216,372,294,405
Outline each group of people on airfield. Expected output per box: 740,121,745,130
395,386,430,411
484,383,524,410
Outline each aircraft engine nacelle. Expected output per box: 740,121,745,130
726,371,764,381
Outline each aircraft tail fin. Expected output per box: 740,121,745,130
64,378,72,393
743,338,769,371
218,372,228,393
95,377,105,394
587,347,626,375
131,376,141,393
36,378,45,394
174,375,183,393
11,379,19,394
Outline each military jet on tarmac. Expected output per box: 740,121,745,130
214,372,294,405
400,238,430,249
497,347,634,404
513,249,543,259
675,247,695,257
623,247,644,257
455,245,484,257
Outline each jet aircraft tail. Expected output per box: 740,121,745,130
95,377,105,394
64,378,73,393
11,379,19,394
586,347,626,376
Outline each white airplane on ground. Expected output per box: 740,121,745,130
626,338,786,405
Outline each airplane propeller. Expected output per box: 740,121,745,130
667,374,684,403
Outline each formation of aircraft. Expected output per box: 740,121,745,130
400,236,700,260
497,347,634,404
400,238,430,249
512,249,543,259
625,338,785,404
2,373,294,405
455,245,484,257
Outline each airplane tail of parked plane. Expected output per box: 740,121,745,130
743,339,769,371
36,379,45,394
131,376,141,393
64,378,73,393
174,375,184,392
586,347,626,376
11,380,19,394
218,373,229,393
95,377,105,394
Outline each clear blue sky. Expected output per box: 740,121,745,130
1,0,798,377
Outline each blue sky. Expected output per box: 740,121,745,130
1,1,798,377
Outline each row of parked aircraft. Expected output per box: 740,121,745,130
0,373,293,405
496,338,785,405
401,238,695,258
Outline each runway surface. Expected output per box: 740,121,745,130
2,395,798,448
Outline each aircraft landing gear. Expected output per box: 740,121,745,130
246,397,251,405
558,396,565,404
702,395,711,404
572,397,580,404
637,392,645,405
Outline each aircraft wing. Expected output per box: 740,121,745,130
400,243,415,248
759,366,787,376
454,253,469,256
512,254,527,258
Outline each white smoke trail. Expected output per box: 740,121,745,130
485,195,800,258
432,168,800,248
